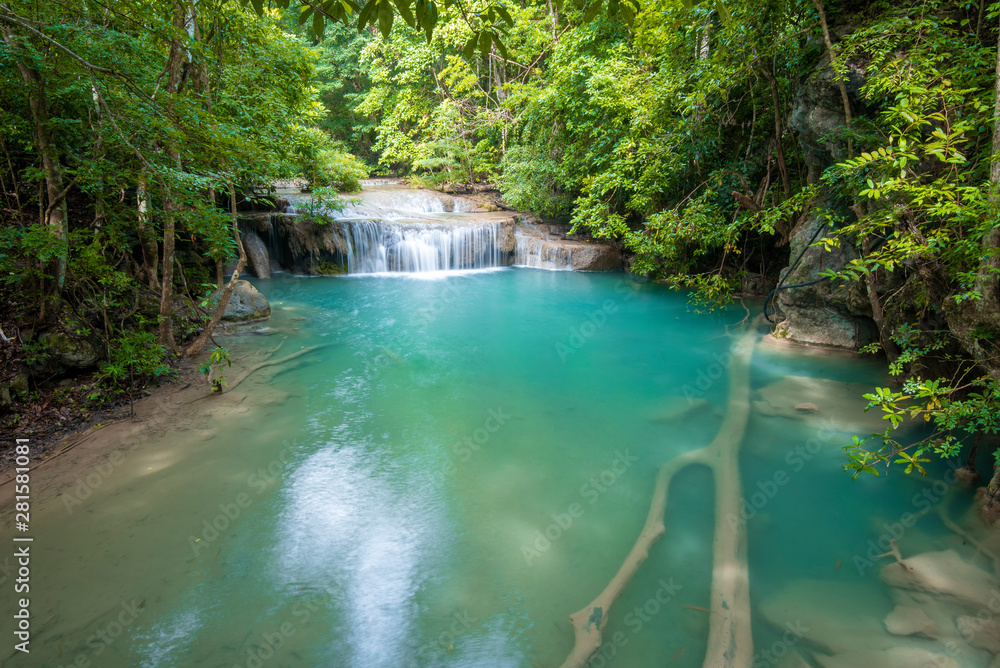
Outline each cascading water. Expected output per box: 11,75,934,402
272,185,615,275
340,221,504,273
513,233,573,270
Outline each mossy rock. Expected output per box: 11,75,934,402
39,331,102,368
210,280,271,322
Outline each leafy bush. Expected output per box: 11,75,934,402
293,126,369,192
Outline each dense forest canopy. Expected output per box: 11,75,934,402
1,0,999,480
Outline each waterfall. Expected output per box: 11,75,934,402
340,221,504,273
514,233,574,270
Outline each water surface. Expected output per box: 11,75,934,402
1,269,975,667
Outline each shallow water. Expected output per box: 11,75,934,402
1,269,984,667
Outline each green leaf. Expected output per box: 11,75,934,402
715,0,730,23
393,0,416,27
494,34,508,61
313,10,325,37
378,0,394,38
495,4,513,25
250,0,264,15
620,0,635,24
583,0,603,22
358,0,377,28
479,30,492,59
423,2,437,41
463,33,478,60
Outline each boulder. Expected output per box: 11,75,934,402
0,385,11,412
10,373,29,398
39,331,102,368
241,230,270,279
771,212,877,349
884,605,938,639
513,219,622,271
211,280,270,323
753,375,897,434
956,616,1000,653
570,242,622,271
814,647,957,668
759,579,895,655
881,550,1000,612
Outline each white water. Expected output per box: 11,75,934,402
513,233,574,270
280,186,580,274
341,221,505,273
336,190,471,220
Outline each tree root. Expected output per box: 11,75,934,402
224,344,328,391
560,332,757,668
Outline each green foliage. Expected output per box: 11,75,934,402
197,347,232,392
292,126,369,191
94,331,174,401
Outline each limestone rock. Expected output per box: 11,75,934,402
813,647,957,668
753,375,896,434
39,331,102,368
10,373,28,398
790,55,868,183
771,212,877,350
568,242,622,271
776,650,814,668
956,616,1000,653
241,230,270,279
211,280,271,323
881,550,1000,612
760,579,895,655
513,220,621,271
883,605,937,639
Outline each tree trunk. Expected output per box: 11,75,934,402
761,65,791,199
157,0,189,350
186,182,247,357
159,194,178,350
812,0,853,159
862,234,899,363
975,28,1000,314
137,174,160,290
1,26,69,304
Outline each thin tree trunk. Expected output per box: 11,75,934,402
2,26,69,304
812,0,853,159
975,28,1000,310
157,0,189,350
862,234,899,363
137,174,160,290
186,182,247,358
761,65,791,199
159,194,178,350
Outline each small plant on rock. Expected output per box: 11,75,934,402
198,347,232,393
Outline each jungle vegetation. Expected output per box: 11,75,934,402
1,0,999,481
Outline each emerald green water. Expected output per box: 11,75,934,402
1,269,978,667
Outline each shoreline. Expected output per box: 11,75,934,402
0,355,211,497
